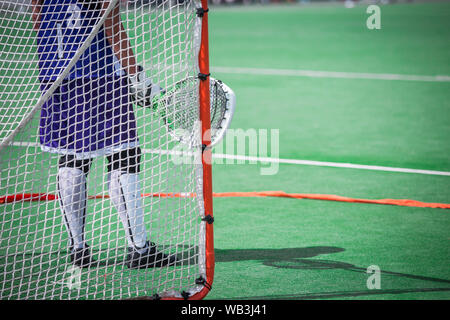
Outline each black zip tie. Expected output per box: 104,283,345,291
151,293,161,300
197,73,210,81
195,276,212,291
181,291,190,300
196,8,209,18
202,214,214,224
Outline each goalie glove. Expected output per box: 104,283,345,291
128,65,165,109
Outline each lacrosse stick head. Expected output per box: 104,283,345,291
159,76,235,148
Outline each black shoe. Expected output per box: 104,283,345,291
127,241,177,269
70,246,97,268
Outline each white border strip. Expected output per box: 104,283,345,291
10,142,450,176
211,66,450,83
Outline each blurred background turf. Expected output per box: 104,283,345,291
205,0,450,299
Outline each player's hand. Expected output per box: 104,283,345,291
129,65,165,108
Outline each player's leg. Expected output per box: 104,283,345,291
107,147,147,250
57,155,97,268
107,147,176,268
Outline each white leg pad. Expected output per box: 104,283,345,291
57,167,87,250
108,170,147,249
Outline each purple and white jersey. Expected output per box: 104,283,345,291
37,0,117,81
37,0,138,158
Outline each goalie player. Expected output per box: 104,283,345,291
31,0,174,268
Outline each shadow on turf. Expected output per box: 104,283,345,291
231,287,450,300
0,246,192,270
214,246,450,299
215,246,345,263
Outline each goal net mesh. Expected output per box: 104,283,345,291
0,0,211,299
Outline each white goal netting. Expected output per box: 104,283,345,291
0,0,212,299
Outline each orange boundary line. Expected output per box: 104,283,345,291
211,191,450,209
1,191,449,209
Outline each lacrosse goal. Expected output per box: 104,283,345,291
0,0,214,300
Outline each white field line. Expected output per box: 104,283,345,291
213,153,450,177
211,66,450,83
9,142,450,176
